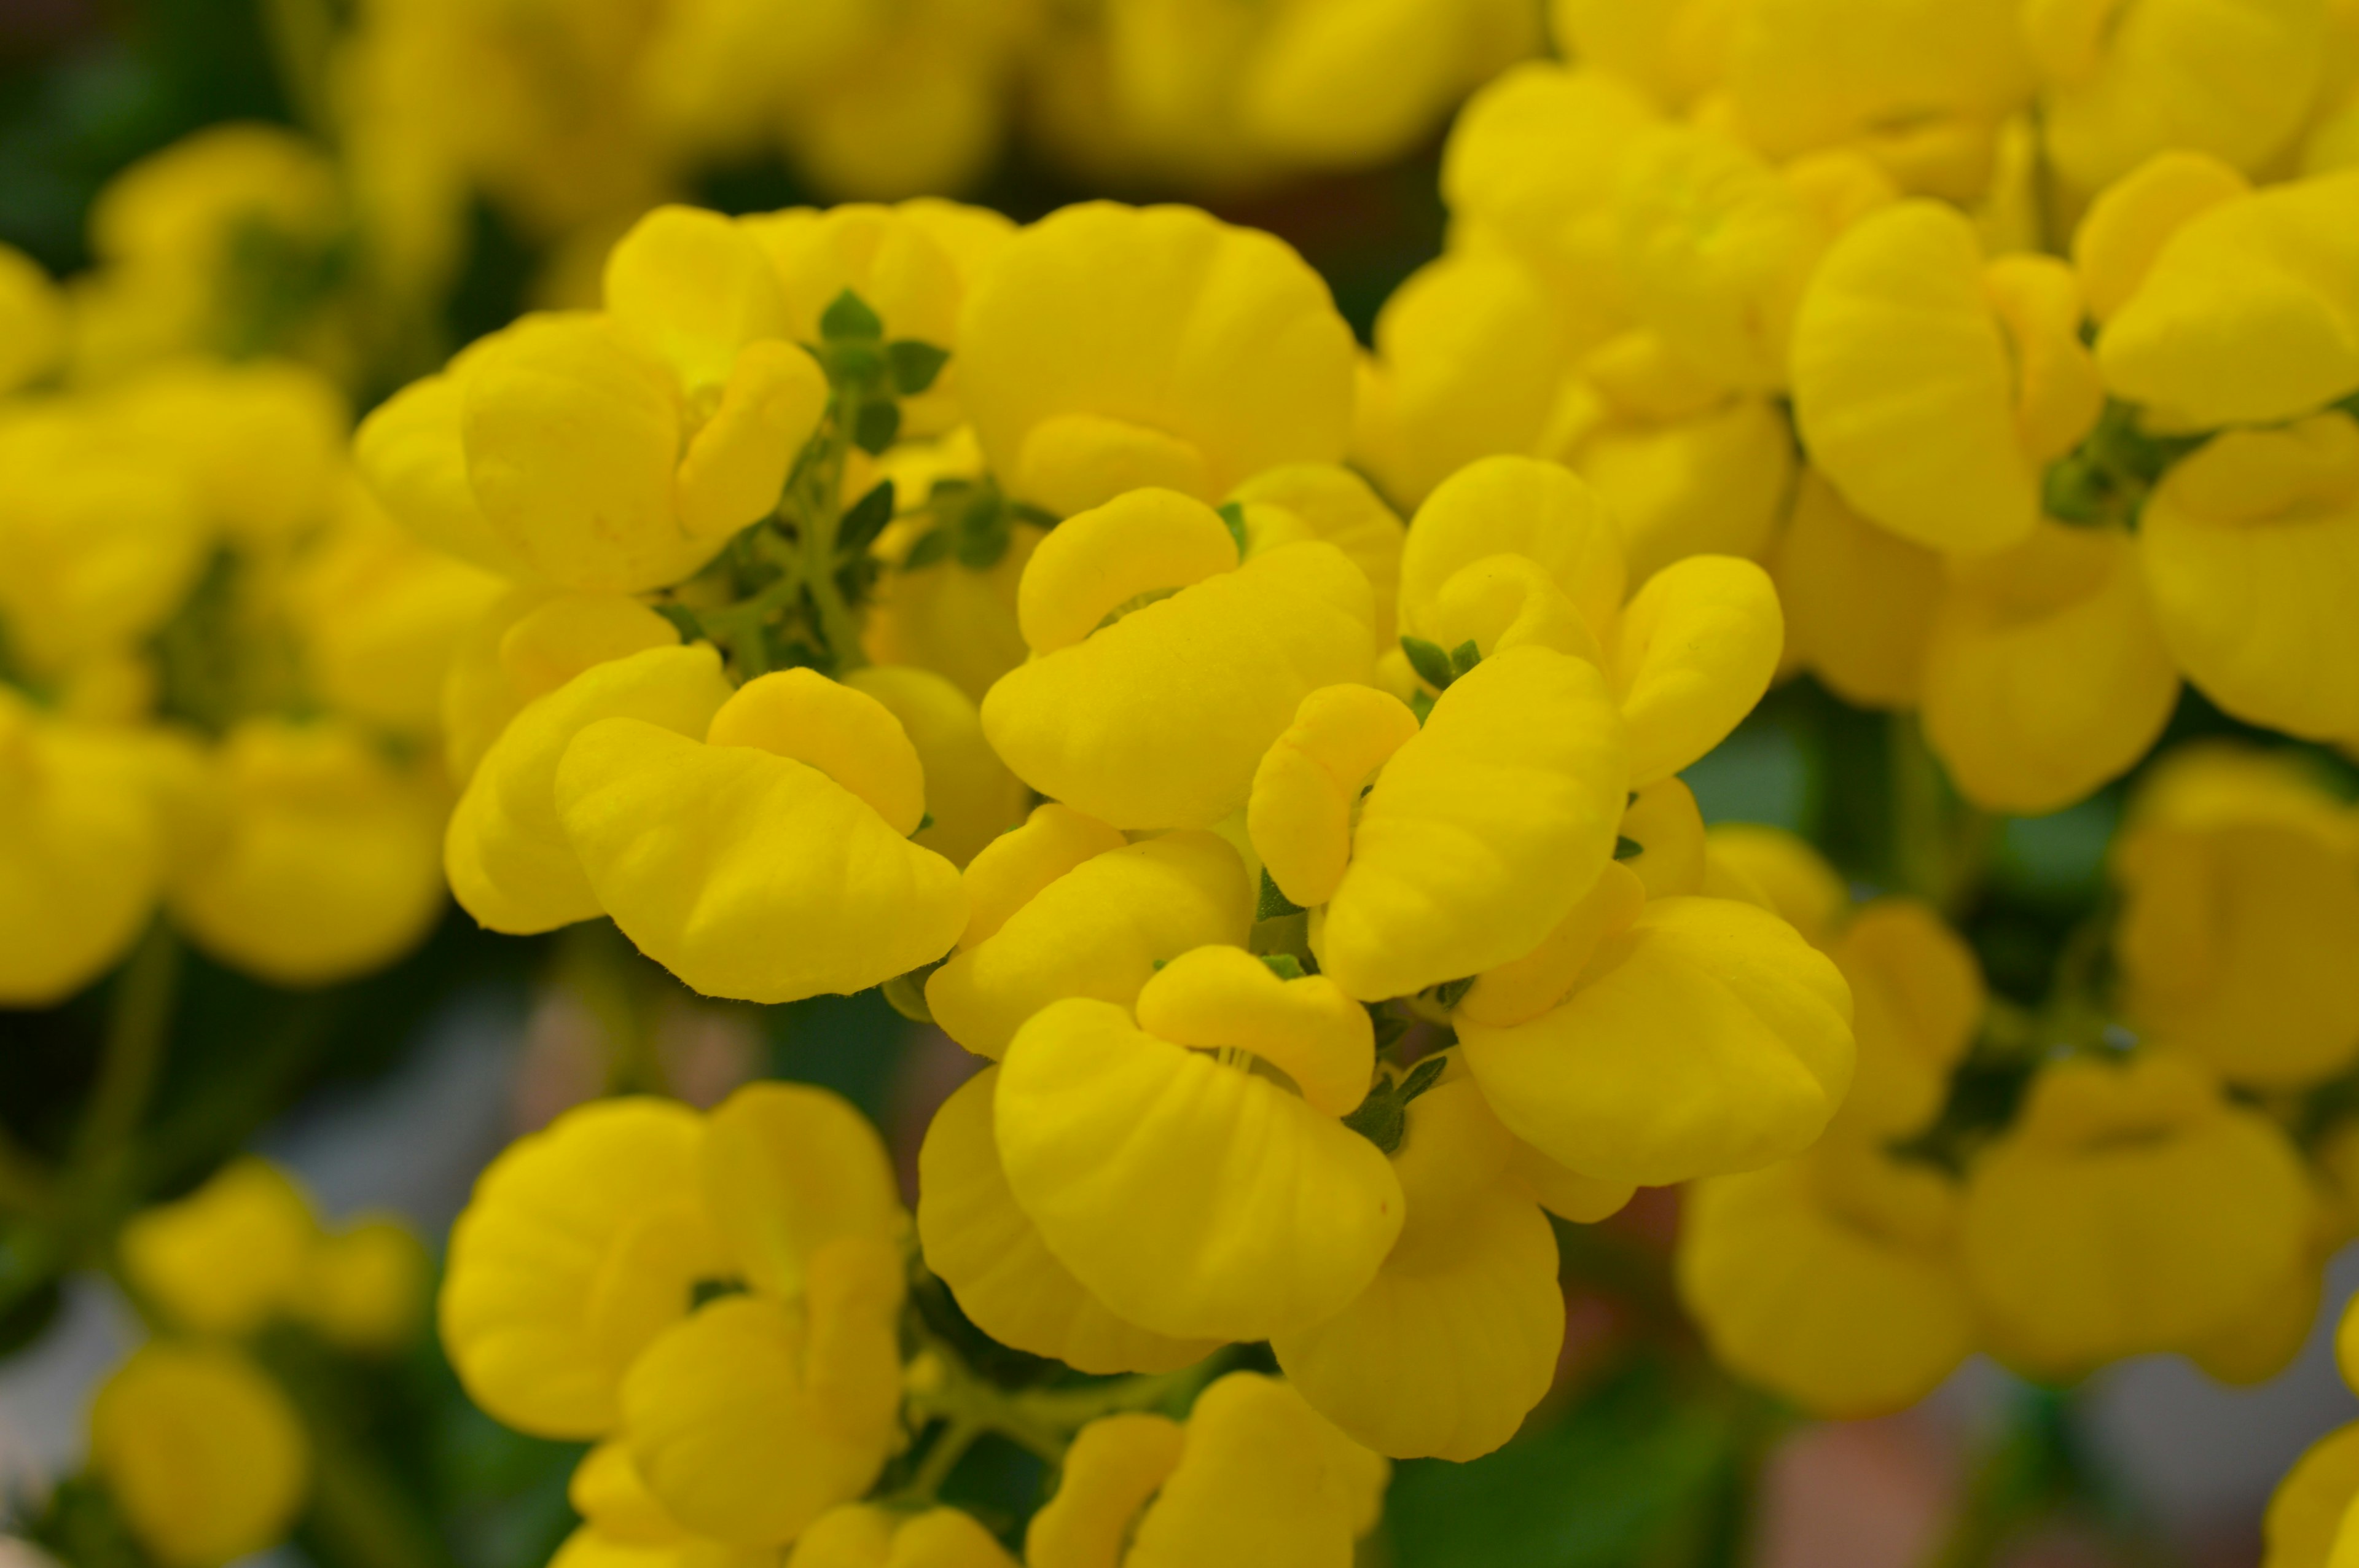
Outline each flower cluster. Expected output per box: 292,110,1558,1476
0,262,496,1001
399,193,1855,1547
1356,0,2359,813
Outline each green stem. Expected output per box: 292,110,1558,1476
303,1426,463,1568
0,1126,55,1219
72,923,181,1174
1925,1386,2079,1568
259,0,338,139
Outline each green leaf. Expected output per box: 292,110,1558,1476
901,528,952,571
954,487,1013,570
1342,1054,1452,1154
1008,501,1062,528
886,339,951,396
837,480,896,557
1401,635,1456,692
1092,587,1180,631
1216,499,1250,558
1398,1054,1449,1104
651,602,704,642
1614,835,1644,860
1428,974,1476,1012
820,287,884,342
1259,953,1305,980
1257,867,1305,921
882,969,935,1024
689,1277,748,1309
913,811,935,835
1409,688,1435,725
853,398,901,455
1449,639,1483,678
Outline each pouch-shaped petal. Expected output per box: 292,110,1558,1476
1027,1413,1186,1568
1274,1081,1563,1461
1826,899,1986,1139
1678,1145,1976,1417
2264,1420,2359,1568
440,1098,718,1438
957,203,1356,516
700,1083,904,1302
1397,456,1627,647
1230,463,1408,647
2097,170,2359,427
1610,554,1781,786
1959,1055,2310,1373
2071,149,2253,323
2138,413,2359,741
1790,201,2049,553
601,205,789,393
119,1158,316,1338
354,342,537,580
554,719,964,1004
918,1069,1218,1376
621,1241,904,1546
844,665,1028,866
447,645,732,935
0,700,163,1007
1123,1373,1384,1568
927,830,1252,1059
1134,945,1375,1118
1459,862,1648,1030
1248,684,1423,911
788,1505,1020,1568
444,590,683,784
996,997,1404,1343
1770,469,1944,709
91,1343,310,1568
1920,522,2180,814
1458,896,1854,1186
1317,646,1629,1002
1700,825,1848,945
982,540,1375,829
1557,390,1796,584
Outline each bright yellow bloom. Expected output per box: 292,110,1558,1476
441,588,683,784
1679,1142,1976,1418
918,1066,1218,1375
0,241,65,392
2264,1418,2359,1568
1770,469,1944,710
1700,824,1849,946
1616,777,1707,900
445,644,732,934
119,1158,316,1337
1457,895,1855,1187
926,806,1252,1060
2139,413,2359,741
956,203,1356,517
1549,0,1742,108
981,487,1375,830
2027,0,2330,194
2113,743,2359,1088
1919,522,2180,814
843,664,1027,867
1027,1373,1386,1568
2070,150,2252,322
1791,200,2103,554
108,359,349,548
0,693,164,1007
166,719,446,986
300,1218,430,1353
555,669,968,1003
358,206,827,591
2097,168,2359,428
1228,462,1409,649
89,1343,310,1568
440,1097,722,1438
787,1505,1019,1568
1825,899,1985,1141
1959,1053,2310,1375
995,949,1401,1342
1273,1074,1563,1461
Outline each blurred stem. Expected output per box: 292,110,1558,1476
0,1128,55,1219
71,924,181,1180
788,396,866,676
1926,1385,2081,1568
260,0,339,139
1889,715,1992,916
304,1426,463,1568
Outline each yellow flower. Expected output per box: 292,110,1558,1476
1958,1054,2310,1375
863,504,1044,706
918,1066,1219,1375
0,693,165,1007
2138,412,2359,741
980,487,1375,830
955,203,1356,517
1919,521,2180,814
0,241,65,392
786,1505,1019,1568
1791,200,2103,554
108,359,350,549
2069,150,2252,323
90,1343,310,1568
299,1217,430,1354
1227,462,1409,649
2027,0,2330,193
1457,895,1855,1187
995,948,1401,1342
2264,1418,2359,1568
1678,1142,1976,1418
1026,1373,1387,1568
1273,1074,1563,1461
445,644,732,935
440,1096,724,1438
620,1084,907,1547
440,588,684,784
166,719,447,987
1700,824,1848,945
2096,168,2359,429
926,805,1252,1061
119,1158,317,1337
554,668,968,1003
2112,743,2359,1088
1770,469,1944,710
358,206,827,591
1824,898,1985,1142
841,664,1027,867
1616,777,1707,900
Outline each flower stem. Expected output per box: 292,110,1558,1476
71,922,180,1178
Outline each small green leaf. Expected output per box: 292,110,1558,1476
901,528,952,571
1008,501,1062,528
1398,1054,1450,1104
1260,953,1305,981
1257,868,1305,921
1342,1082,1409,1155
955,488,1012,569
1614,835,1644,860
913,811,935,835
1093,587,1180,631
882,968,936,1023
853,399,902,455
1216,500,1250,558
1429,975,1476,1012
1401,635,1457,692
1449,639,1482,678
1370,1007,1410,1055
837,480,896,556
886,339,950,396
1409,688,1435,725
820,287,884,342
651,602,703,642
690,1277,749,1309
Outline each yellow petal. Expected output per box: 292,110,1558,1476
700,1082,903,1303
91,1344,310,1568
603,205,788,392
1027,1413,1186,1568
708,669,928,835
1610,554,1782,786
1769,468,1943,709
1248,684,1422,910
1398,456,1626,648
1125,1373,1384,1568
1700,824,1847,945
1014,488,1239,655
2071,149,2252,322
1826,898,1985,1139
953,802,1130,948
1135,945,1375,1117
2267,1421,2359,1568
844,665,1029,867
1460,861,1648,1029
120,1158,316,1339
673,340,827,541
1229,463,1408,646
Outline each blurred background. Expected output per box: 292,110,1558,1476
1,2,2352,1565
